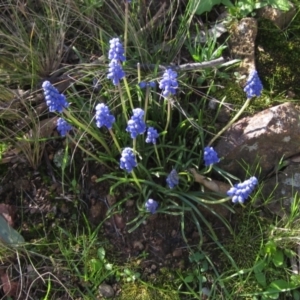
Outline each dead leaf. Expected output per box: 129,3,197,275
0,204,16,227
189,168,230,194
0,270,19,297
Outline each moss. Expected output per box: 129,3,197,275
221,209,262,270
119,281,180,300
256,18,300,96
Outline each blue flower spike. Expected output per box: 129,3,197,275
42,81,69,113
203,146,220,167
159,68,178,98
108,38,126,62
57,118,72,137
126,108,147,138
107,60,125,86
227,176,258,204
244,70,263,99
95,103,115,130
166,169,179,189
145,127,159,144
145,199,159,214
107,38,126,85
120,147,137,173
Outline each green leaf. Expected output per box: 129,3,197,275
184,275,194,283
255,271,267,287
269,279,296,291
272,249,284,267
189,251,205,262
191,0,233,16
264,240,276,255
293,290,300,300
89,258,102,273
98,247,106,261
267,0,291,11
254,259,266,273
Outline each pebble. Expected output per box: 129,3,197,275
133,241,144,251
172,248,182,257
98,283,114,298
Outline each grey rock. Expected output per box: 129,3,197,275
257,2,296,30
261,164,300,217
215,102,300,179
99,283,114,298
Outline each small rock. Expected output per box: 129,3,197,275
106,194,116,206
257,2,296,30
171,230,177,237
151,264,157,271
133,241,144,251
98,282,114,298
125,199,135,207
172,248,183,257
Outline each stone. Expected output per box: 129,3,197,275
98,282,114,298
215,102,300,179
261,164,300,217
228,18,258,75
257,2,296,30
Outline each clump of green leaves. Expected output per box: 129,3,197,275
189,0,291,18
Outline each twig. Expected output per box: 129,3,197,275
139,57,239,72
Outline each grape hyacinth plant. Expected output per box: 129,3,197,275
95,103,115,130
107,38,126,86
227,176,258,204
166,169,179,189
203,146,220,167
57,118,72,137
159,69,178,98
108,38,126,62
244,70,263,99
145,199,159,214
107,59,125,86
120,147,137,173
42,81,69,113
126,108,147,139
145,127,159,144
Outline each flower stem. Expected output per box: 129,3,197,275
154,144,162,167
108,129,121,153
63,110,111,156
118,82,128,121
164,98,171,133
122,77,134,110
144,87,150,122
208,97,252,146
131,170,142,190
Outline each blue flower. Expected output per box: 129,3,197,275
166,169,179,189
120,147,137,172
227,176,258,204
243,70,263,98
139,81,156,89
159,69,178,98
203,146,220,166
145,199,159,214
95,103,115,129
145,127,159,144
126,108,147,138
107,59,125,85
57,118,72,137
42,81,69,113
108,38,126,62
